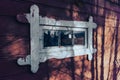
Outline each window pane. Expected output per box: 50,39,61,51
73,31,85,45
44,30,59,47
61,30,73,46
43,29,86,47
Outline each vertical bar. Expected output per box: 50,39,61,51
88,16,93,60
30,5,40,73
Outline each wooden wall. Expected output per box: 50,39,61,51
0,0,120,80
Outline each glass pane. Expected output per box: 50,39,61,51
61,30,73,46
44,30,59,47
43,29,86,47
73,31,85,45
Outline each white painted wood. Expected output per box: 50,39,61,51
17,4,97,73
39,16,97,28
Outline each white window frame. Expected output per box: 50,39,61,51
17,4,97,73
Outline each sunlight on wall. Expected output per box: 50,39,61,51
48,58,72,80
94,26,103,80
72,5,80,20
98,7,104,16
104,11,117,80
93,11,119,80
2,33,28,59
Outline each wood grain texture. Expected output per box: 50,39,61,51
0,0,120,80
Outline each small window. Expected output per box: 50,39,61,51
17,4,97,73
43,28,87,48
73,31,85,45
61,30,73,46
43,30,59,47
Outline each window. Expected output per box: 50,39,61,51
73,31,85,45
43,28,87,47
17,4,97,73
43,30,59,47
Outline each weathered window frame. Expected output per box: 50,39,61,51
17,4,97,73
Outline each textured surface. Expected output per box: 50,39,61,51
0,0,120,80
17,4,97,73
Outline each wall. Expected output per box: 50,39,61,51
0,0,120,80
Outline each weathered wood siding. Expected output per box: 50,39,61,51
0,0,120,80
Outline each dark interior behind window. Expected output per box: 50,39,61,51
43,29,86,47
73,31,85,45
